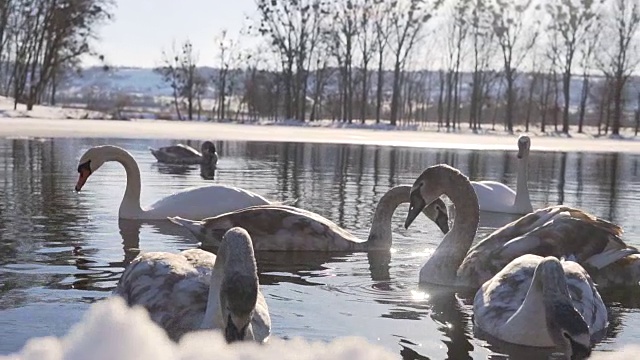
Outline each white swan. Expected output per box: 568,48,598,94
474,254,606,359
471,135,533,214
168,185,450,251
150,141,218,166
404,164,632,288
113,227,271,343
75,145,271,220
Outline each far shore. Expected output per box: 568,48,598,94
1,117,639,154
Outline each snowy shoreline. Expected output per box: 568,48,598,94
1,116,639,154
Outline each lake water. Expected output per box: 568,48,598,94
1,137,640,359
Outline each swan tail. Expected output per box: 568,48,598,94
149,147,162,160
167,216,203,237
584,247,640,270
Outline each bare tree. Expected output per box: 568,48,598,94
1,0,112,109
356,0,377,124
328,0,358,123
373,1,393,124
387,0,441,126
597,0,640,136
256,0,327,121
546,0,600,134
467,0,495,132
213,30,236,120
155,40,206,120
488,0,539,133
576,27,600,133
443,0,470,129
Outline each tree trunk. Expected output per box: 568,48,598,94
375,51,384,124
577,73,589,133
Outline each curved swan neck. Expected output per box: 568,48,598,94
101,146,143,217
421,168,479,285
500,267,552,344
367,185,411,249
514,149,531,210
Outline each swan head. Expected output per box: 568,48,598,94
217,227,259,343
536,257,592,360
75,146,111,191
201,141,216,155
517,135,531,159
405,164,463,230
422,198,450,234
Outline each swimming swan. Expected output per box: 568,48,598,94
75,145,271,220
168,185,450,251
150,141,218,166
113,227,271,343
404,164,631,288
471,135,533,214
474,254,606,359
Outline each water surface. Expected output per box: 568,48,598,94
1,137,640,359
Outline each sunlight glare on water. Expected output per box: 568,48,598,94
1,137,640,359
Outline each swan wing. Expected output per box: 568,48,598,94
146,185,272,220
562,261,608,333
113,250,215,339
172,144,201,157
198,205,359,251
251,291,272,342
460,206,629,287
473,254,539,334
590,253,640,287
150,145,200,162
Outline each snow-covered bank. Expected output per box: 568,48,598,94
0,297,397,360
0,97,109,120
1,117,639,154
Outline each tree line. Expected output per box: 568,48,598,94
157,0,638,135
0,0,112,110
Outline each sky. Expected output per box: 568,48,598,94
83,0,259,68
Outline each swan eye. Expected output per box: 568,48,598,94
77,160,92,174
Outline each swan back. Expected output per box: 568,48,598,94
212,227,270,342
458,205,630,287
170,205,360,251
112,249,216,341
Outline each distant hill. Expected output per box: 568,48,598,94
56,66,638,112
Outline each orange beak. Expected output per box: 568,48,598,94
75,168,91,192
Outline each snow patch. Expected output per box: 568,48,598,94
1,297,399,360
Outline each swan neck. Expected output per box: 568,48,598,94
501,272,551,343
201,272,223,329
367,186,409,249
421,173,479,285
514,151,530,209
108,148,143,217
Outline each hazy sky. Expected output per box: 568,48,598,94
84,0,258,68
